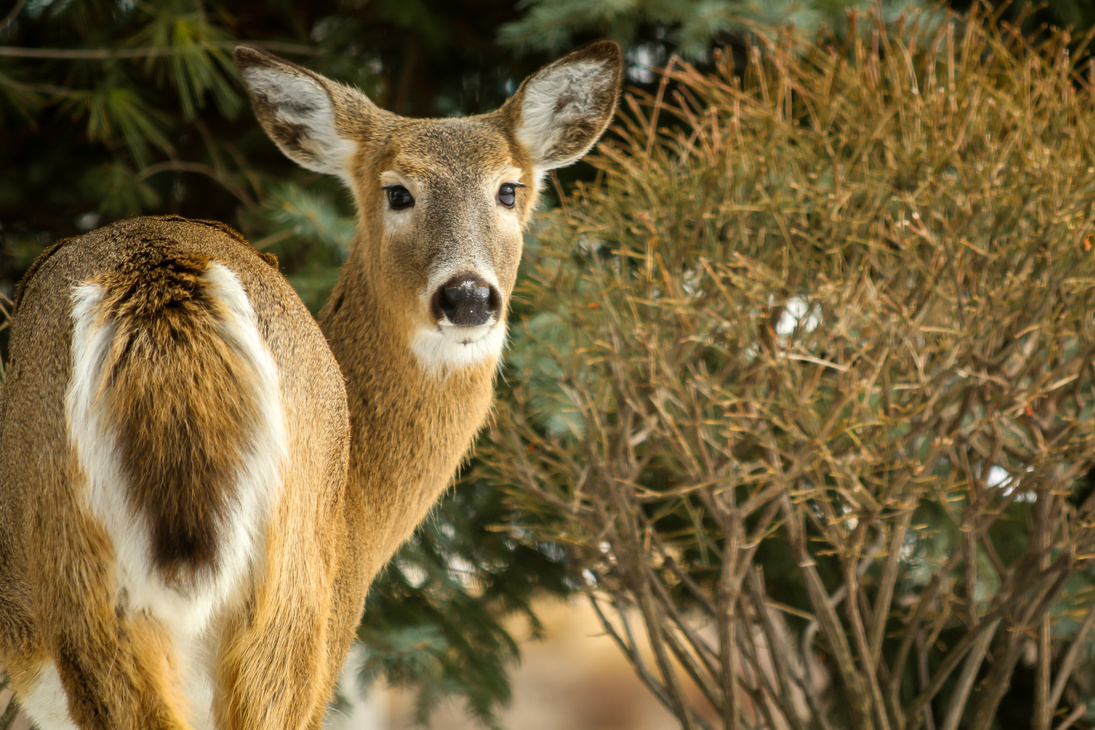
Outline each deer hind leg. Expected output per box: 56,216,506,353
213,483,339,730
18,460,192,730
214,578,332,730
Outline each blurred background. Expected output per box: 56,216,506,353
5,1,1095,729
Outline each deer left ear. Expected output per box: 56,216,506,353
505,41,623,173
235,47,374,187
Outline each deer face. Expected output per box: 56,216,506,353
236,43,622,373
363,118,527,370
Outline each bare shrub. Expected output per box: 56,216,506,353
478,10,1095,730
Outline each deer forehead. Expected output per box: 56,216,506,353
368,118,524,189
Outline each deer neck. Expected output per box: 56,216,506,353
318,255,498,582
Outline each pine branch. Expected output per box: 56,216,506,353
0,0,27,35
0,40,321,60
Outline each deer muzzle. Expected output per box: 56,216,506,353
431,274,501,328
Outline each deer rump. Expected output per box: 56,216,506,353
0,217,346,730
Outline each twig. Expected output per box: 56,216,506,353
595,460,704,730
1033,487,1055,730
1053,704,1087,730
1048,598,1095,712
966,566,1074,730
136,160,257,210
939,618,999,730
915,632,936,730
869,500,913,668
587,593,714,730
1035,610,1051,730
905,594,1028,730
842,549,893,730
0,40,321,60
634,555,701,730
745,568,829,730
0,72,76,96
0,0,26,35
890,546,968,710
657,623,721,715
782,496,874,728
587,593,674,708
733,622,789,730
717,509,741,730
644,561,720,681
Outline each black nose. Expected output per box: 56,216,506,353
431,275,501,327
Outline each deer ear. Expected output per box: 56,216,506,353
235,47,371,185
506,41,623,173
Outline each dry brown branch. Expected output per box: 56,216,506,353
479,8,1095,728
1049,598,1095,712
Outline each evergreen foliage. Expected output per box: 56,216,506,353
499,0,936,58
355,480,573,726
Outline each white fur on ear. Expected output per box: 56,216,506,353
241,67,358,185
517,59,617,173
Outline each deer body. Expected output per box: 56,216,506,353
0,44,621,729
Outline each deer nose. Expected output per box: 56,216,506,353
431,275,501,327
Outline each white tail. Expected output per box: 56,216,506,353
0,42,622,729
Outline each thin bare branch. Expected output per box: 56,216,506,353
745,568,831,730
1053,704,1087,730
842,550,893,730
717,509,741,730
587,593,677,712
939,618,999,730
0,0,26,35
869,506,912,669
783,497,874,729
0,40,320,60
1048,597,1095,712
1034,610,1051,730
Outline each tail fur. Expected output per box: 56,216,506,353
67,246,284,587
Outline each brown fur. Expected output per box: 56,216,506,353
92,246,257,583
42,493,189,730
0,216,349,729
0,41,621,730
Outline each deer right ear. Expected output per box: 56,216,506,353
505,41,623,174
235,47,370,185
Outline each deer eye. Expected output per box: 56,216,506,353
384,185,414,210
498,182,522,208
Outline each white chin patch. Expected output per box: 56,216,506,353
411,322,506,373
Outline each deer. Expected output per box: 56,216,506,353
0,41,622,729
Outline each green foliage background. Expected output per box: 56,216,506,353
4,0,1095,727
